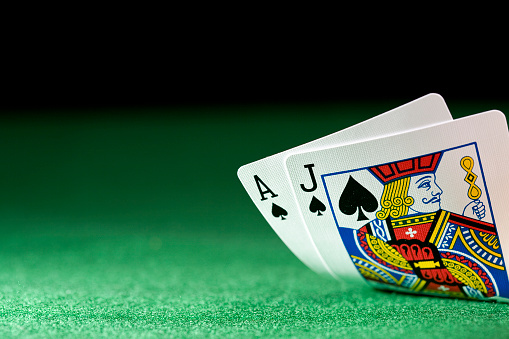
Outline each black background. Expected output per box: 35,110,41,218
4,60,504,111
2,27,506,111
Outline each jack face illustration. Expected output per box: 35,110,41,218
326,144,508,301
370,152,484,221
408,173,443,214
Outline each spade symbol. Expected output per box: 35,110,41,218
272,203,288,220
338,176,378,221
309,196,326,216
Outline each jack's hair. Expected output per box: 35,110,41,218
376,177,414,220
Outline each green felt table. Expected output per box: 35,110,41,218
2,99,509,338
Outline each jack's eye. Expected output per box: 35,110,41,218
417,180,431,190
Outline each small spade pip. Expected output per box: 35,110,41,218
309,196,326,216
338,176,378,221
272,203,288,220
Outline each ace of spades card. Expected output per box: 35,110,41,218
238,94,453,278
286,110,509,301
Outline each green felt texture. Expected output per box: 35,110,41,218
1,99,509,337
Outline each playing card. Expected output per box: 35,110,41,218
286,110,509,301
238,94,453,277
